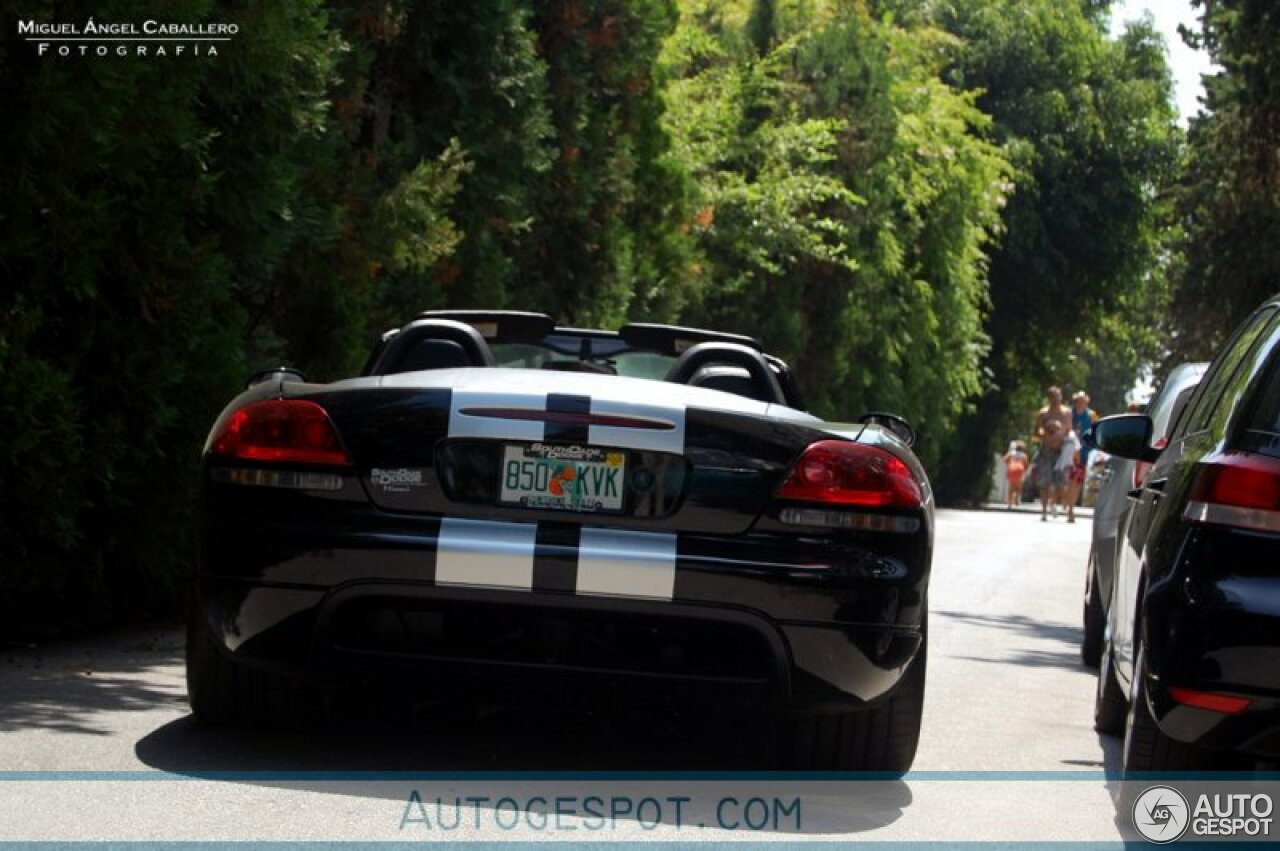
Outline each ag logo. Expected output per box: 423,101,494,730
1133,785,1190,843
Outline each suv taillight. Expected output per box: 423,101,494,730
1183,452,1280,533
211,399,351,466
777,441,923,508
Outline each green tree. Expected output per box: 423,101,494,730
526,0,697,326
265,1,545,380
288,0,696,368
664,0,1010,469
928,0,1179,501
0,0,337,630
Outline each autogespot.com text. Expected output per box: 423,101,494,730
399,790,802,833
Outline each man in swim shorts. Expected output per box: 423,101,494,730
1033,386,1072,521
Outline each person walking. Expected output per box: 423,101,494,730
1071,391,1099,472
1033,386,1072,521
1003,440,1029,509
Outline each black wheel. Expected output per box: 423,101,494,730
1122,643,1235,772
1081,550,1104,668
783,631,927,773
186,611,317,727
1094,637,1127,734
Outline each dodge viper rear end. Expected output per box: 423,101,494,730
188,312,933,771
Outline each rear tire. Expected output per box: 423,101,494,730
783,632,926,773
1081,551,1104,668
1094,637,1126,734
186,611,316,727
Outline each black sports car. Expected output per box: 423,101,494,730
188,310,933,771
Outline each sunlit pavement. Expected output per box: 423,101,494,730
0,509,1137,842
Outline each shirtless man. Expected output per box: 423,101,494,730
1033,386,1073,521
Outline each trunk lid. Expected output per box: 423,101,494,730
294,368,826,535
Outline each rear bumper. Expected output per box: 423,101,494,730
1145,682,1280,759
197,491,929,714
1143,527,1280,758
196,580,922,713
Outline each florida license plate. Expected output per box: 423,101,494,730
499,444,626,512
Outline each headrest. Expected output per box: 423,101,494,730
689,365,766,401
368,318,496,375
395,339,472,373
664,342,785,405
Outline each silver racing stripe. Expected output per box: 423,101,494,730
575,527,678,600
588,398,686,454
446,388,688,453
433,518,679,600
447,390,547,442
435,517,538,590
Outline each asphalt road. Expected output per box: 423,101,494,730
0,508,1133,842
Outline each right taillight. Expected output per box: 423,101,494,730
777,440,923,508
1183,452,1280,533
1133,437,1169,490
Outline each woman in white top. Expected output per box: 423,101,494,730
1056,430,1085,523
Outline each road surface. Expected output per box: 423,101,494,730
0,509,1133,842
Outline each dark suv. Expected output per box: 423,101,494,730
1091,294,1280,771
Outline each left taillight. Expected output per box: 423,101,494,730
777,440,923,508
1183,452,1280,533
211,399,351,466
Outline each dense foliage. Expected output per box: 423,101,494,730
663,1,1010,471
0,0,335,630
6,0,1252,631
0,0,692,633
927,0,1180,501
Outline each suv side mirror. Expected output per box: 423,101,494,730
1088,414,1158,461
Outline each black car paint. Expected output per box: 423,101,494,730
1105,298,1280,759
197,366,932,716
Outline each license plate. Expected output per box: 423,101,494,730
499,444,626,512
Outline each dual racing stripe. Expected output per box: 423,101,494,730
438,390,682,599
446,389,687,454
577,526,678,599
434,518,678,601
435,517,538,590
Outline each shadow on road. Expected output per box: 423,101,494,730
933,609,1089,672
133,699,912,835
138,698,777,771
3,626,911,835
0,630,185,736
